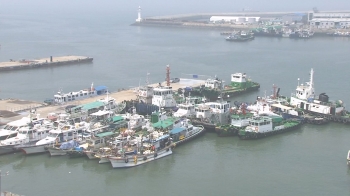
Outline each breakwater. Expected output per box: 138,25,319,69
0,56,93,72
132,20,343,36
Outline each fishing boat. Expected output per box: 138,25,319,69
169,119,204,145
121,107,147,130
238,115,302,139
53,83,108,104
289,68,350,123
108,134,174,168
347,150,350,165
73,131,115,159
0,117,34,141
94,131,141,163
18,123,88,154
187,73,259,101
173,97,196,118
226,31,254,42
215,109,254,137
47,140,82,156
0,121,53,155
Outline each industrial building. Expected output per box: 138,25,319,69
210,16,260,24
309,12,350,29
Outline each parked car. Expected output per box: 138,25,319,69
44,98,54,105
170,78,180,83
164,78,180,83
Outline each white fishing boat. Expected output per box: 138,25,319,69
173,98,196,118
289,68,348,123
0,117,33,141
18,123,88,155
169,119,205,146
122,107,146,130
152,85,177,109
54,83,108,104
0,120,53,155
347,150,350,165
108,134,174,168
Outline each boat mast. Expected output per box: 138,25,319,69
309,68,314,95
166,65,170,87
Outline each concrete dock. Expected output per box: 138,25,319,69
0,55,93,71
0,78,205,124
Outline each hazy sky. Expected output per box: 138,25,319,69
0,0,349,17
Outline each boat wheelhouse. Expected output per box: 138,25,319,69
152,86,176,109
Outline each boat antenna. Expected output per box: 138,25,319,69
146,72,150,86
297,78,300,86
166,65,170,87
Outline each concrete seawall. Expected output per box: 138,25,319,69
0,55,93,72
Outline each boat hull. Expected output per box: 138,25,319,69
85,151,99,159
66,150,85,158
19,144,47,155
98,156,110,164
238,121,302,140
187,83,260,101
109,148,172,168
215,126,239,137
48,147,67,156
0,145,18,155
191,119,216,132
173,126,205,146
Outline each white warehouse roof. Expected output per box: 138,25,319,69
310,18,350,22
210,16,260,22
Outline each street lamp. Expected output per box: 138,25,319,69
0,170,10,196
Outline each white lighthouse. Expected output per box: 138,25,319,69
136,6,142,22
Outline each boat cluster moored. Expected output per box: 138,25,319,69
213,68,350,141
2,68,350,167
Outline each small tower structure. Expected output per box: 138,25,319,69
136,6,142,22
166,65,170,86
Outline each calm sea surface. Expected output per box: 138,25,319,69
1,8,350,196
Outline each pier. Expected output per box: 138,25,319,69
0,78,205,124
0,55,93,72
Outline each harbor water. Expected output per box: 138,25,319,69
1,3,350,196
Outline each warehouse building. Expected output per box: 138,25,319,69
309,12,350,29
210,16,260,24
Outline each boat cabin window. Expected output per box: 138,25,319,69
8,133,17,138
48,133,59,137
11,126,19,131
84,93,88,96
